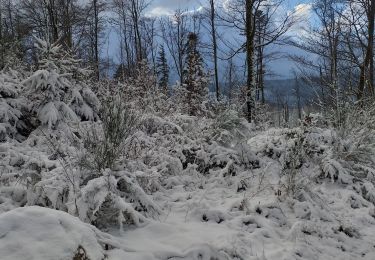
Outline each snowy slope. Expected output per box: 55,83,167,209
1,114,375,260
2,173,374,260
0,206,105,260
109,169,375,259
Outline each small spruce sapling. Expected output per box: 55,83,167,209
156,45,169,95
23,38,99,128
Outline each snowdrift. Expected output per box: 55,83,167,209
0,206,106,260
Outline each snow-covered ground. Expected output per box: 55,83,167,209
2,170,375,260
1,121,375,260
1,23,375,260
114,178,375,260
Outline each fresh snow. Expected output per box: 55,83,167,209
2,173,375,259
1,125,375,259
1,38,375,260
0,206,105,260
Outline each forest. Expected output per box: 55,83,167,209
0,0,374,259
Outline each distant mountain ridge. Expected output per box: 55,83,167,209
213,78,314,106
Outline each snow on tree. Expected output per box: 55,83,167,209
70,82,100,122
23,38,99,128
0,69,28,141
120,60,169,114
182,33,210,116
156,45,169,95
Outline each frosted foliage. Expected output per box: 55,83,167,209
1,108,375,259
0,206,105,260
23,38,99,128
1,55,375,259
70,84,100,121
34,38,90,76
0,69,26,140
118,60,170,114
182,34,210,116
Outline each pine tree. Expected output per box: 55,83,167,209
156,46,169,95
183,33,209,116
0,69,26,141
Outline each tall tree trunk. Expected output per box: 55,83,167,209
178,16,184,83
368,0,374,96
131,0,142,62
0,4,3,70
294,76,302,120
118,0,132,71
93,0,100,80
46,0,59,42
228,58,233,102
259,52,265,104
246,0,255,122
209,0,220,101
63,0,73,48
358,0,374,99
7,0,14,38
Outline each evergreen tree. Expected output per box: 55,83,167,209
156,45,169,95
183,33,209,116
0,69,26,141
23,38,99,128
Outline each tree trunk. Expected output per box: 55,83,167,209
46,0,59,42
358,0,374,99
93,0,100,80
245,0,255,122
209,0,220,101
368,0,374,96
0,4,3,69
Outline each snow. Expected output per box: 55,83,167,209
107,178,375,260
0,206,105,260
1,40,375,259
2,185,375,259
1,113,375,259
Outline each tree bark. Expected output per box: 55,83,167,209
209,0,220,101
246,0,255,122
358,0,374,99
93,0,100,80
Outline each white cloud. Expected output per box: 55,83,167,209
145,0,198,16
146,7,174,17
286,3,312,38
294,3,312,19
146,3,205,18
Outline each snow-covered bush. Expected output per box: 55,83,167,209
118,60,170,115
23,38,99,128
76,170,162,230
253,102,273,129
279,130,307,196
70,82,100,121
317,100,375,184
0,69,27,141
79,95,138,174
0,206,107,260
71,95,165,229
211,108,248,144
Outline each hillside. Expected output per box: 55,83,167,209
1,109,375,259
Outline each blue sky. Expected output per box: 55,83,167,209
105,0,313,80
146,0,313,79
147,0,307,10
146,0,310,16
